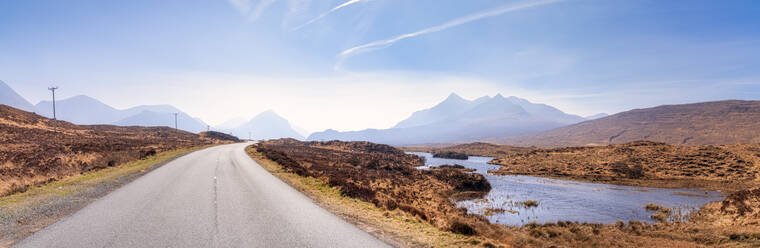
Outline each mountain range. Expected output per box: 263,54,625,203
496,100,760,147
31,95,209,133
308,93,596,145
0,81,300,138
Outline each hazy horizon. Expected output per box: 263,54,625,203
2,0,758,132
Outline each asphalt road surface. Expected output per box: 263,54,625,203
15,143,390,248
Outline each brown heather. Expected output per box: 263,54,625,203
490,141,760,191
254,139,508,238
257,139,760,247
0,105,229,196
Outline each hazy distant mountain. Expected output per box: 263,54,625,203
115,110,208,133
584,113,609,120
34,94,207,133
228,111,304,140
0,80,35,112
292,125,312,138
393,93,489,128
122,105,182,117
308,93,586,145
35,95,123,125
497,100,760,147
214,117,249,131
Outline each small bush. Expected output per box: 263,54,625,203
521,200,539,208
529,229,545,238
339,182,376,202
650,212,668,222
449,221,477,235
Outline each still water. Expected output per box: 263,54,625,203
410,152,725,226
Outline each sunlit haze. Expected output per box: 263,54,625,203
2,0,758,133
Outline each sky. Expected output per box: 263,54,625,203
1,0,759,133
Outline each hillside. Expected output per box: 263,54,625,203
309,93,589,145
497,100,760,147
0,81,34,112
0,105,214,196
491,141,760,191
199,131,240,142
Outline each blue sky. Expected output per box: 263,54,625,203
1,0,759,132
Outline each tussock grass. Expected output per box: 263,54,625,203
520,200,539,208
246,146,499,248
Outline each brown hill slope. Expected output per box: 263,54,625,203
0,105,212,196
199,131,240,142
491,141,760,191
495,100,760,147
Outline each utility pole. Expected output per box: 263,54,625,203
249,132,252,141
173,113,178,131
207,125,210,132
48,86,58,133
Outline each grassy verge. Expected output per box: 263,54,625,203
2,146,208,209
0,145,211,216
246,146,498,248
1,145,215,247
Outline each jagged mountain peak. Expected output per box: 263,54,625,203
311,93,588,145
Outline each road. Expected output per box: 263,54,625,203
15,143,390,248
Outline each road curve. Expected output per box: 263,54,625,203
15,143,389,248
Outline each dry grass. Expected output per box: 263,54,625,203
491,141,760,191
246,146,502,248
253,139,760,247
497,100,760,147
0,146,209,211
0,105,231,196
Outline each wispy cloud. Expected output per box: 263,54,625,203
292,0,365,31
228,0,279,20
228,0,253,14
336,0,564,67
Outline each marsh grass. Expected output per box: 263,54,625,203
521,200,539,208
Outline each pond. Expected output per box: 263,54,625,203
409,152,725,226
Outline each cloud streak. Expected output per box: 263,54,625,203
292,0,364,31
337,0,564,63
228,0,279,20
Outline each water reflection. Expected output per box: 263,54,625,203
410,152,724,226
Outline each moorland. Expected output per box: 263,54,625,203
0,105,226,196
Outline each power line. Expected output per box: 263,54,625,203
47,86,58,133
